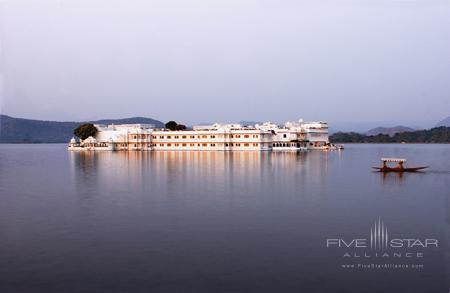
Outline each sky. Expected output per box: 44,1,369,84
0,0,449,131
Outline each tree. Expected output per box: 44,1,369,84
165,121,179,130
176,124,186,130
74,123,98,140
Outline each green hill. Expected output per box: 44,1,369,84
330,126,450,143
0,115,164,143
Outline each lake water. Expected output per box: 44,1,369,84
0,144,449,293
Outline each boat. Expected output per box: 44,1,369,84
372,158,428,172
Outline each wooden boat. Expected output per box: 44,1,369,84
372,158,428,172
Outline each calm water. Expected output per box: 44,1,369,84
0,144,449,293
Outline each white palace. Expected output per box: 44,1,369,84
68,120,335,152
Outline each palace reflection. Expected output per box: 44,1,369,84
69,151,331,199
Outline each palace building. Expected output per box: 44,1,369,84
68,120,332,152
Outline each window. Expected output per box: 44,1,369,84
167,143,172,146
190,136,195,139
174,136,179,139
134,136,137,139
225,143,229,147
283,134,287,138
210,135,215,139
244,135,249,138
182,143,187,147
182,136,187,139
210,143,215,147
244,143,249,147
202,143,207,147
167,136,171,139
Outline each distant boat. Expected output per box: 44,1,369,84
372,158,428,172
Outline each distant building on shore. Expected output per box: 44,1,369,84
68,120,330,151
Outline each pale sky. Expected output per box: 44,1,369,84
0,0,449,130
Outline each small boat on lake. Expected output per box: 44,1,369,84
372,158,428,172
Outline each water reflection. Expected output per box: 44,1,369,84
69,151,331,196
1,144,449,293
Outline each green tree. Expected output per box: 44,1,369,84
176,124,186,130
74,123,98,140
165,121,179,130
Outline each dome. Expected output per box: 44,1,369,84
70,137,76,143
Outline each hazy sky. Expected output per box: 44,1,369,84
0,0,449,130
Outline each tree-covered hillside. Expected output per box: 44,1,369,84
0,115,164,143
330,127,450,143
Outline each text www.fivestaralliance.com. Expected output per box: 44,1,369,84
341,263,424,269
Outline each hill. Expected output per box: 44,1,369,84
330,126,450,143
436,116,450,127
0,115,164,143
365,126,415,137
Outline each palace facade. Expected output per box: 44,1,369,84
68,120,332,152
